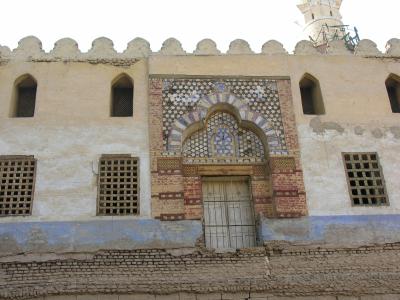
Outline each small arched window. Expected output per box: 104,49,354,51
13,74,37,118
299,74,325,115
385,74,400,113
312,13,315,20
111,74,133,117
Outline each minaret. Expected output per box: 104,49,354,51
297,0,345,46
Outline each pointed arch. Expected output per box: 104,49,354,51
299,73,325,115
166,92,281,155
11,74,37,117
385,73,400,113
182,109,268,163
111,73,134,117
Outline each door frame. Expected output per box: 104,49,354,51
201,175,258,249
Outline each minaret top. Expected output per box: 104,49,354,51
297,0,342,7
297,0,344,46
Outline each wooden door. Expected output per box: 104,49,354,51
202,176,256,249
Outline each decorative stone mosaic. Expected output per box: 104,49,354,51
162,78,287,155
183,112,265,164
213,127,235,156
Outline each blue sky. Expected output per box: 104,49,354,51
0,0,398,53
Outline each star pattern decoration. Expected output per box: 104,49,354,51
162,78,287,153
182,112,265,164
213,127,234,157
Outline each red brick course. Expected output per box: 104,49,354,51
3,244,400,299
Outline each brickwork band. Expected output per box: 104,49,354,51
2,243,400,299
148,77,307,223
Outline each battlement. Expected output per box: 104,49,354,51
1,36,400,63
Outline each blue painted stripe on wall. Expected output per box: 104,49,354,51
1,215,400,254
0,219,203,254
261,215,400,245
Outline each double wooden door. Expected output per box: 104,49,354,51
202,176,256,249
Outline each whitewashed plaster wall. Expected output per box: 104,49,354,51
288,56,400,216
0,60,151,222
297,125,400,216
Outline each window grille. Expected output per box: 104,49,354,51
343,152,388,206
202,177,256,249
0,156,36,216
97,155,139,215
112,87,133,117
16,86,36,117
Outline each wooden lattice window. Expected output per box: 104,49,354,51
343,152,388,206
0,156,36,216
111,74,133,117
97,155,139,215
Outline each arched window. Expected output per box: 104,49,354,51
111,74,133,117
386,74,400,113
13,74,37,118
182,111,266,164
299,74,325,115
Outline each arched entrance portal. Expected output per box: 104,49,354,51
182,108,271,249
149,78,308,250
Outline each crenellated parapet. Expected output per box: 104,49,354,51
386,38,400,56
0,36,399,63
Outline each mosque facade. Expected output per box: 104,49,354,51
1,0,400,299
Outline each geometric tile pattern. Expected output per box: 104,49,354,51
229,80,285,148
208,112,237,157
162,78,287,154
165,95,286,156
213,127,235,156
237,127,265,160
183,130,208,159
270,157,297,173
183,112,265,164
